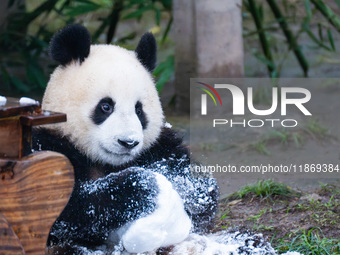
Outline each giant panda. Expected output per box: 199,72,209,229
32,24,219,254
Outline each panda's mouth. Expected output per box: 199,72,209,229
100,144,133,157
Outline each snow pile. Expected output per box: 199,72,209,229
170,231,276,255
0,95,6,106
78,230,303,255
19,96,39,105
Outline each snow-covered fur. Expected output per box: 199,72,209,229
33,24,218,254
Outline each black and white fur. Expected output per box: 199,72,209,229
33,24,218,254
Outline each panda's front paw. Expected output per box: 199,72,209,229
119,173,192,254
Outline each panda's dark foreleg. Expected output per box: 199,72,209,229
149,157,219,234
46,244,89,255
47,168,160,253
184,177,219,233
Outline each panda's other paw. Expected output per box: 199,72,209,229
111,167,161,220
119,173,192,254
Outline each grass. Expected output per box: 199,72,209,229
304,119,330,139
228,179,301,201
248,119,330,155
219,182,340,255
274,228,340,254
296,193,340,227
249,129,304,155
319,182,340,196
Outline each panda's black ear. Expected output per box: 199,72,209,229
135,33,157,73
49,24,91,66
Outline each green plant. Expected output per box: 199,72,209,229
228,179,300,201
244,0,277,77
248,208,267,221
153,54,174,92
319,182,340,196
304,119,329,139
248,128,304,155
243,0,340,78
250,140,271,155
274,228,340,254
247,118,330,156
0,0,173,94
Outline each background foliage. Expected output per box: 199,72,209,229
0,0,340,96
0,0,173,96
243,0,340,78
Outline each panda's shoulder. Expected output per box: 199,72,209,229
32,127,87,167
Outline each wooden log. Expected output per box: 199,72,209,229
0,213,24,255
0,151,74,255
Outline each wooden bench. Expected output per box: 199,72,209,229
0,98,74,255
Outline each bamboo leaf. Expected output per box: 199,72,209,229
267,0,308,76
26,60,47,89
327,29,336,51
318,23,324,41
155,7,161,25
248,0,276,75
157,0,172,10
258,4,264,22
10,76,31,92
303,24,332,51
24,0,59,24
243,0,250,11
0,66,11,90
64,2,101,17
335,0,340,9
253,52,275,69
161,15,173,44
153,55,174,93
123,6,153,20
304,0,312,21
311,0,340,33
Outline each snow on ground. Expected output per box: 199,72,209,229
78,230,303,255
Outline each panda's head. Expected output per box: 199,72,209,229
43,24,163,166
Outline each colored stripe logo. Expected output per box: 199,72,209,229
197,82,223,106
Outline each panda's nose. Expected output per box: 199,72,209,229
118,139,139,149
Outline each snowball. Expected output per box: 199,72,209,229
119,173,191,253
19,97,39,105
43,111,51,116
0,96,6,106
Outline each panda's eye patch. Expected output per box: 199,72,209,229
135,101,148,129
92,97,115,125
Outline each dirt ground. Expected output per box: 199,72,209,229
214,183,340,249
